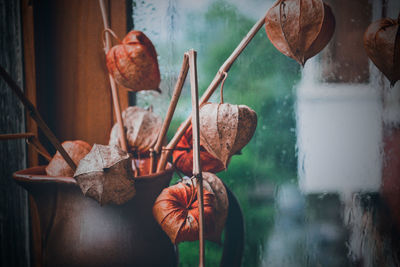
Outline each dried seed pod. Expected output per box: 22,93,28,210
74,144,135,205
153,178,216,244
109,106,162,154
106,30,161,92
364,14,400,86
46,140,91,177
199,103,257,167
265,0,335,65
173,124,225,176
201,172,229,243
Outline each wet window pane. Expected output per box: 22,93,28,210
132,0,400,266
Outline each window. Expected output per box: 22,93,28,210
132,0,400,266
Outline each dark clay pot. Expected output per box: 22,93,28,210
13,165,177,267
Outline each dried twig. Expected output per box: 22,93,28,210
26,136,52,162
0,66,77,171
0,132,52,161
157,12,267,171
188,49,205,267
153,53,190,173
0,133,35,140
98,0,128,153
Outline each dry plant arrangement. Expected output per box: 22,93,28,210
16,0,400,266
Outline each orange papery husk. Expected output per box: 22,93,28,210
106,30,161,92
173,125,225,176
109,106,162,154
265,0,335,66
153,179,216,244
202,172,229,243
199,103,257,167
46,140,92,177
74,144,136,206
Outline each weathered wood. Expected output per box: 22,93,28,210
22,0,39,168
0,1,30,266
34,0,129,148
0,66,77,171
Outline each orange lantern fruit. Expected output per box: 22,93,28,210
265,0,335,66
106,30,161,92
199,103,257,167
46,140,91,177
153,173,228,244
153,179,215,244
173,124,225,176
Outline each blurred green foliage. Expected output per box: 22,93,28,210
163,1,300,266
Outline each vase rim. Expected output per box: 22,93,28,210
13,164,174,186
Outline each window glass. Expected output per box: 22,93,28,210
132,0,400,266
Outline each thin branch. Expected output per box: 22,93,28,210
26,136,52,162
99,0,129,153
157,12,267,171
0,133,35,140
0,66,77,170
154,53,190,173
188,49,205,267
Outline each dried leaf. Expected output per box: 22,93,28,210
74,144,135,205
364,15,400,86
46,140,91,177
106,30,161,92
265,0,335,65
199,103,257,167
109,106,162,154
153,178,216,244
173,124,225,176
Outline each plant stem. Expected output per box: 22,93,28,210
188,49,205,267
0,133,35,140
0,66,76,170
26,136,52,162
157,11,267,171
154,53,190,173
99,0,129,153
